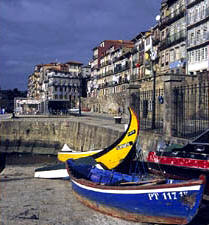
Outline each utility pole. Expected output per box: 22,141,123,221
150,30,157,130
151,59,156,129
78,74,82,116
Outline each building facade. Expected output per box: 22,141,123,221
187,0,209,74
27,61,85,114
159,0,187,74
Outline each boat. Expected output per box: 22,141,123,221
58,107,139,170
66,158,206,225
147,129,209,193
34,163,69,179
0,152,6,173
57,144,102,163
34,107,139,178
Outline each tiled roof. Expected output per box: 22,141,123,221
65,61,83,65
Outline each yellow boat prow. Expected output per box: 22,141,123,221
58,107,139,170
94,108,139,169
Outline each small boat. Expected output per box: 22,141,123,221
34,163,69,179
58,107,139,170
35,107,139,178
66,158,206,225
0,152,6,173
147,129,209,193
58,144,102,163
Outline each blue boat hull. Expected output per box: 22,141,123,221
70,178,205,224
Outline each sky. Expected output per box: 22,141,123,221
0,0,161,90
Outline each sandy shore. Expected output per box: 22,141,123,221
1,158,209,225
0,163,137,225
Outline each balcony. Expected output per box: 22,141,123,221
92,55,98,60
160,29,186,50
98,78,130,90
100,60,112,68
187,32,209,49
160,6,186,29
114,64,130,74
152,36,160,46
187,0,204,9
187,7,209,28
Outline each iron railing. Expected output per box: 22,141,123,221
172,83,209,138
132,88,164,133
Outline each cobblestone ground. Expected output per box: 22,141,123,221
1,161,209,225
0,164,138,225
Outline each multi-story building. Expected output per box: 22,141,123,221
27,61,84,114
43,68,81,113
97,46,132,97
187,0,209,74
89,40,134,97
131,31,146,83
159,0,187,74
81,65,91,78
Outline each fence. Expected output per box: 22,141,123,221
131,80,209,139
172,83,209,138
132,88,164,133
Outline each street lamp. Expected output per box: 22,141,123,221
78,74,82,116
151,56,156,129
151,15,160,130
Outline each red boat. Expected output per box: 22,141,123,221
147,129,209,193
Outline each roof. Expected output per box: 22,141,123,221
92,40,134,50
131,31,147,42
65,61,83,65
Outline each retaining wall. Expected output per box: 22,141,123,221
0,120,189,155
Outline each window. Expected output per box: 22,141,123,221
191,51,195,63
161,54,165,67
203,25,207,40
180,45,186,58
175,47,180,60
190,32,194,46
170,49,175,62
195,50,198,62
201,48,205,60
205,47,208,59
165,52,169,65
197,49,200,62
146,37,150,46
188,52,191,63
196,30,201,43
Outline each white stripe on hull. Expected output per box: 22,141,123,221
72,180,201,194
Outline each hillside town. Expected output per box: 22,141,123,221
1,0,209,140
1,1,209,224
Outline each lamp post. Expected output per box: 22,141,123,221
78,74,82,116
151,58,156,129
150,30,158,130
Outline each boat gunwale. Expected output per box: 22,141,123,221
66,165,206,191
148,151,209,170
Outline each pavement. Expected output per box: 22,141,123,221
0,164,138,225
0,112,128,132
1,155,209,225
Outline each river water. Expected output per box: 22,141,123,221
0,153,209,225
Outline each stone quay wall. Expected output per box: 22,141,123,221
0,119,122,154
0,117,188,156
